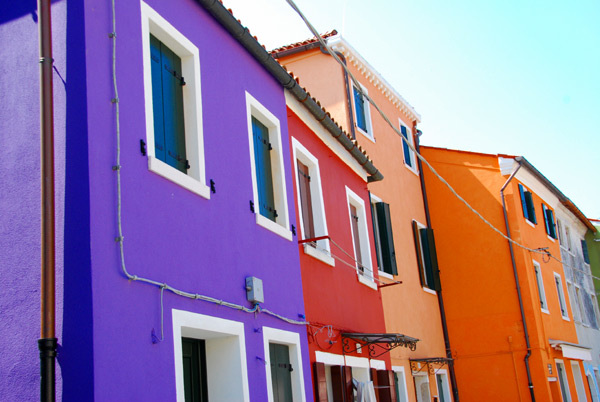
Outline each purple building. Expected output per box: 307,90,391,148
1,1,314,400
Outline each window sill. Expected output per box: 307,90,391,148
541,308,550,315
422,287,437,296
148,156,210,199
547,235,556,242
356,126,376,143
404,163,419,176
357,273,378,290
303,244,335,267
378,271,394,280
256,214,293,241
525,219,536,228
561,315,570,322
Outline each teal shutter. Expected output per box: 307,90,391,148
375,202,397,275
412,221,426,287
543,205,557,239
297,160,315,240
518,184,529,221
353,86,367,132
252,117,276,221
401,126,412,167
582,240,590,264
269,344,293,402
150,35,187,173
525,191,536,224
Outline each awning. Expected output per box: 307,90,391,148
409,357,453,374
342,333,419,358
549,340,592,361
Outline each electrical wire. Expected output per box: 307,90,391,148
109,0,308,335
283,0,600,284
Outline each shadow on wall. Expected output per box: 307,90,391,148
0,0,63,25
56,0,95,400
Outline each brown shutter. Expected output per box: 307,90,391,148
331,365,345,402
343,366,354,402
370,368,380,401
350,204,363,271
297,160,315,240
313,362,328,402
377,370,397,402
412,221,425,286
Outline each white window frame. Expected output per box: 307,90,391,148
567,281,581,322
140,1,209,199
400,120,418,175
346,186,376,290
414,219,437,294
571,361,587,402
435,369,452,402
291,137,334,266
263,327,307,402
245,92,292,241
554,273,570,321
533,260,549,314
413,373,431,402
370,193,391,278
172,309,250,402
392,366,410,402
556,359,572,402
575,285,587,326
351,82,374,142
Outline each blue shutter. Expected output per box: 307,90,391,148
353,86,367,132
401,125,412,167
518,184,529,221
252,117,276,221
150,35,166,163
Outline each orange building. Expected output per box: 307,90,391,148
420,147,596,402
274,33,456,402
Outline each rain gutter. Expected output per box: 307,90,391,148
195,0,383,182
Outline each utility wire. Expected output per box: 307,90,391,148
283,0,600,284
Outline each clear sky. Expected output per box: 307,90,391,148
223,0,600,219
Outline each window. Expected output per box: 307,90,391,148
141,2,209,198
172,310,250,401
554,273,569,320
542,204,557,239
392,366,410,402
556,360,571,402
571,361,587,402
292,138,333,266
413,374,431,402
400,122,417,173
346,187,375,289
567,282,581,322
370,194,397,276
246,92,292,241
533,260,548,312
412,220,440,291
582,240,590,264
263,327,307,402
352,83,373,140
436,370,452,402
518,184,537,224
575,286,586,324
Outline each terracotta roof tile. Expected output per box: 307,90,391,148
270,30,338,55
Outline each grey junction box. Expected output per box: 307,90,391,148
245,276,264,304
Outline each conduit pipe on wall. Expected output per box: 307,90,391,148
500,160,536,402
195,0,383,182
415,130,460,402
38,0,58,400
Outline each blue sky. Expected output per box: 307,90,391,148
223,0,600,219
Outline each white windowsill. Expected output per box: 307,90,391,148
541,308,550,315
561,315,570,322
358,273,378,290
423,287,437,295
356,126,375,143
525,219,536,228
303,244,335,267
256,214,293,241
547,235,556,242
404,162,419,176
148,156,210,199
378,271,393,280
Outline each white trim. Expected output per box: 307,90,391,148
392,366,410,402
423,287,437,296
526,218,536,228
370,359,386,370
140,2,209,199
400,120,418,175
533,260,548,312
172,309,250,402
245,91,292,241
555,359,572,402
554,272,570,320
379,271,394,280
351,82,375,141
292,137,333,264
571,360,587,402
435,369,452,402
263,327,307,402
314,351,345,366
346,186,375,286
345,355,370,369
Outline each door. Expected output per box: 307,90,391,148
270,343,293,402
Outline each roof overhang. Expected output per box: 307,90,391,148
549,340,592,361
409,357,453,374
342,333,419,358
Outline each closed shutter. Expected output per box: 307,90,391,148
518,184,529,221
313,362,328,402
297,160,315,240
401,126,412,167
269,344,293,402
353,86,367,132
150,34,187,173
350,204,363,271
252,117,276,221
181,338,208,402
375,202,398,275
331,365,353,402
377,370,397,402
412,221,426,287
524,191,537,224
424,228,441,291
543,205,557,239
582,240,590,264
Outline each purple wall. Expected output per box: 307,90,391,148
1,0,312,400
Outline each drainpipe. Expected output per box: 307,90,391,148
500,161,536,402
415,129,460,402
38,0,58,400
319,46,356,140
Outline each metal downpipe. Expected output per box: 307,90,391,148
500,162,536,402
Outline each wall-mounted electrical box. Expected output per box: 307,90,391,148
245,276,264,304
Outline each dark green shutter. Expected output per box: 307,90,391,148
181,338,208,402
525,191,536,224
353,86,367,132
543,205,557,239
269,344,293,402
150,35,187,173
412,221,426,287
582,240,590,264
375,202,397,275
401,126,412,167
424,228,441,291
252,117,276,221
518,184,529,221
